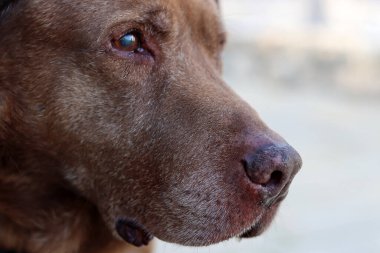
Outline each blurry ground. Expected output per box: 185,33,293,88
156,1,380,252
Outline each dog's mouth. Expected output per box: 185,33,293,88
115,218,153,247
238,190,289,239
114,189,289,246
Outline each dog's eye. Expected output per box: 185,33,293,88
113,32,143,52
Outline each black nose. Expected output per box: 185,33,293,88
243,144,302,200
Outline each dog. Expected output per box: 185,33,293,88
0,0,302,253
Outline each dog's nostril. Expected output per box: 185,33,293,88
263,170,283,187
242,144,301,197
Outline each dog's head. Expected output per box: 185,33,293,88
0,0,302,247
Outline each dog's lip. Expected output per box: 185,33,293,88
263,185,290,207
237,189,289,239
238,223,260,238
271,189,289,205
115,218,153,247
275,191,288,203
237,207,275,239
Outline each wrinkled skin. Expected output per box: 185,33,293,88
0,0,302,253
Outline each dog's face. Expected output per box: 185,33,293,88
0,0,301,247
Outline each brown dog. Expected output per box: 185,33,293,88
0,0,302,253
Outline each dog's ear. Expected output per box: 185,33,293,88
0,0,14,10
0,0,15,20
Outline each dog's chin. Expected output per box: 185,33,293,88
190,204,280,246
114,197,283,247
179,202,281,247
235,189,289,240
237,205,279,239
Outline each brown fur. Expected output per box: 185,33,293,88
0,0,301,253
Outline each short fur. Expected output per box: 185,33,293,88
0,0,301,253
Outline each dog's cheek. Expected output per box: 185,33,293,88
0,93,10,139
0,92,19,142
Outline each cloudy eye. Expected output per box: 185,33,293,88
113,31,143,52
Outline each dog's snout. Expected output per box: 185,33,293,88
243,144,302,199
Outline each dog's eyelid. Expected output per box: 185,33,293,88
113,32,141,51
107,20,169,44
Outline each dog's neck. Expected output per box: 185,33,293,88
0,250,17,253
0,149,83,252
0,92,131,253
0,147,127,253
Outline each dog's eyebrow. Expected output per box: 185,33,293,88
139,7,172,35
111,6,172,36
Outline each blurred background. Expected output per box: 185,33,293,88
156,0,380,252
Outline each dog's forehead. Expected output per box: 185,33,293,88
24,0,221,30
28,0,219,15
19,0,223,43
0,0,223,54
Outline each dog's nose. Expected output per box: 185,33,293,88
243,144,302,200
